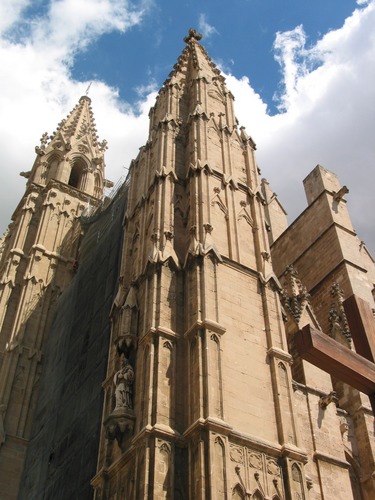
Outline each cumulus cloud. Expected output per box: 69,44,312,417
226,1,375,253
0,0,149,235
0,0,31,33
33,0,144,56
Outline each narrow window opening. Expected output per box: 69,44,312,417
69,162,84,189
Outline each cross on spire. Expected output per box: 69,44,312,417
85,82,92,96
183,28,203,43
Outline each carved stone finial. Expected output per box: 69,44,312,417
99,139,108,152
35,132,49,156
40,132,49,149
280,265,311,324
184,28,203,43
328,282,351,344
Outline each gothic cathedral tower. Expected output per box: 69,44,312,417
0,96,107,497
92,29,316,499
2,30,372,500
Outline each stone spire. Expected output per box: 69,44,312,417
27,96,107,199
147,27,241,144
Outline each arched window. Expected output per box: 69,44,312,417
232,484,245,499
47,154,61,182
68,160,85,189
94,174,102,199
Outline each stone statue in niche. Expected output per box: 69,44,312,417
114,358,134,411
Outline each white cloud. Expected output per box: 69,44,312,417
135,80,158,97
34,0,144,56
0,0,149,236
0,0,31,33
226,1,375,254
198,13,219,38
272,25,318,111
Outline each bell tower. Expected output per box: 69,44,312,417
0,95,107,497
91,30,312,499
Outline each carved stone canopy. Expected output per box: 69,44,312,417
104,409,135,451
116,334,137,359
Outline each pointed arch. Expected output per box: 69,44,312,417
210,333,223,418
208,81,225,104
156,440,172,497
68,158,87,189
345,451,365,500
210,333,220,345
46,152,62,182
291,463,304,499
232,483,245,499
211,188,229,219
140,343,150,429
278,361,286,371
189,333,200,422
252,489,264,500
163,340,173,351
214,436,227,498
93,172,103,199
159,441,171,454
237,200,253,227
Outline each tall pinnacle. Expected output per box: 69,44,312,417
27,95,107,198
39,95,107,159
167,28,221,79
148,28,237,138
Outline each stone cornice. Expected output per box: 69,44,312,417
183,318,226,339
45,179,101,204
313,451,350,469
267,347,293,364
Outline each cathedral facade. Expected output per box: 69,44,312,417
0,30,374,499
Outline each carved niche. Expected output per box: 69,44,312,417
105,286,138,451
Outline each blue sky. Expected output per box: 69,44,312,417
0,0,374,254
70,0,358,113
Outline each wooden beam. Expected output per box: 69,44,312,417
343,294,375,363
295,324,375,396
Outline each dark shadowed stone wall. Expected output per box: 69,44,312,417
18,186,127,500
